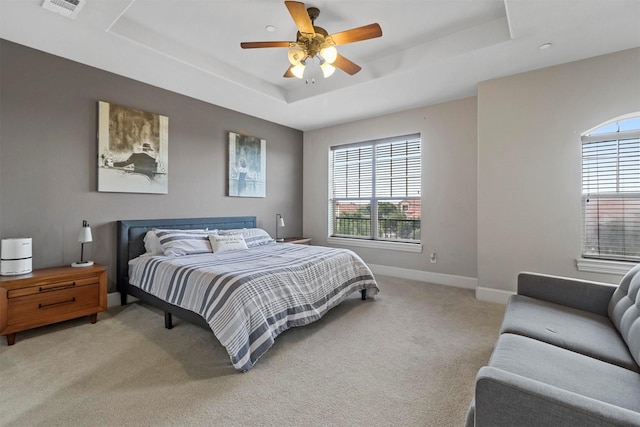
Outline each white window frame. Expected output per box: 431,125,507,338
578,114,640,274
328,133,422,252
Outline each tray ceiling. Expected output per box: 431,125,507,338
1,0,639,131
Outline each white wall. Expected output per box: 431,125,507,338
303,48,640,298
303,97,478,280
477,47,640,293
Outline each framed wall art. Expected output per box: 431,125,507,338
97,101,169,194
228,132,266,198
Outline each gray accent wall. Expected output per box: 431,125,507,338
0,40,303,292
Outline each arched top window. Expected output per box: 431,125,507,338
581,113,640,262
583,114,640,137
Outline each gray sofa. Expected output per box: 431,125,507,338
466,265,640,426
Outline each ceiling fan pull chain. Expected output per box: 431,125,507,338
306,58,316,84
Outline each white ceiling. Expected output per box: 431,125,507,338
1,0,640,131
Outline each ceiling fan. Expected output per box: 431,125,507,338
240,1,382,79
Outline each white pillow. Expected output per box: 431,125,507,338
209,234,248,253
155,229,212,257
218,228,274,248
143,230,163,255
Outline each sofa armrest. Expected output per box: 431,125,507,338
475,367,640,427
517,272,616,316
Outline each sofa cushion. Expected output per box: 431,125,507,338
488,334,640,414
609,263,640,367
501,294,638,372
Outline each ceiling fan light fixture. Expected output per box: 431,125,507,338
320,46,337,64
240,2,383,79
321,62,335,78
291,63,306,78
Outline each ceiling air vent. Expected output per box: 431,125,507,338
42,0,85,19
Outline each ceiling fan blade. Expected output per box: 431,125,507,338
284,66,296,78
330,23,382,46
285,1,314,34
333,54,362,75
241,41,292,49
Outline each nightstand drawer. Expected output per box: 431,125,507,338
7,284,100,325
7,277,97,298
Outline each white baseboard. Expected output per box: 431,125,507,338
475,287,514,305
368,264,477,290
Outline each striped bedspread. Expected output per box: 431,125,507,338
128,243,379,371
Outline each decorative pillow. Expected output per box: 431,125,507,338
209,234,248,253
155,229,213,257
219,228,274,248
143,230,163,255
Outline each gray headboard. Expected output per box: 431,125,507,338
116,216,256,294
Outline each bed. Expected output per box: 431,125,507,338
117,216,379,371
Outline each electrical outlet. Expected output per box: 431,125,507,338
430,252,437,263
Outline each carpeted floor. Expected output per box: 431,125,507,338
0,275,504,427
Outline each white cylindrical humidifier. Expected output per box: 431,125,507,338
1,238,33,276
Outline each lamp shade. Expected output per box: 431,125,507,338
320,46,337,64
291,63,305,79
78,220,93,243
275,214,285,242
288,48,305,66
321,62,336,78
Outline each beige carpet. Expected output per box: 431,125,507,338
0,275,504,427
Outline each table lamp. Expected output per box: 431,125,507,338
71,220,94,267
275,214,285,242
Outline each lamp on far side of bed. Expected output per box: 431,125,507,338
71,220,94,267
275,214,285,242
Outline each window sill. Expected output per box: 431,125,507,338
576,258,636,275
326,237,423,253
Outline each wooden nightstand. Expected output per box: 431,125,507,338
0,264,107,345
278,237,312,245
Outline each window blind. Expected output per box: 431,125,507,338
329,134,421,242
331,145,372,199
375,137,421,198
582,135,640,261
330,136,421,200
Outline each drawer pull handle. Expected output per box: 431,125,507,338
39,282,76,292
38,297,76,309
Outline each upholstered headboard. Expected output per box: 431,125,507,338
116,216,256,295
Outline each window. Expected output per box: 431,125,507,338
329,134,421,243
582,115,640,262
